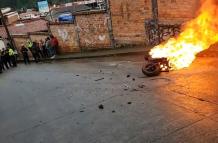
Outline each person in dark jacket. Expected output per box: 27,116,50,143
0,51,3,73
42,39,48,58
5,48,12,67
32,41,41,63
21,44,30,64
50,35,58,59
1,48,10,70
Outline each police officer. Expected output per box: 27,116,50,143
1,48,9,70
8,47,17,67
5,48,12,67
27,40,40,63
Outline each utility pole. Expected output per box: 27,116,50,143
0,9,15,49
105,0,115,48
151,0,160,44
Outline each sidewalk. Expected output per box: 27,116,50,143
55,47,150,60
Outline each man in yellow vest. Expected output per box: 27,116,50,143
8,46,17,67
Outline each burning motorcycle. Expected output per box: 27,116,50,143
142,56,170,77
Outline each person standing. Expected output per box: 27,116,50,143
21,44,30,64
32,41,41,63
50,35,59,59
27,40,34,60
1,49,9,70
42,39,48,58
45,37,51,57
5,48,12,67
0,51,3,73
39,40,45,58
8,47,17,67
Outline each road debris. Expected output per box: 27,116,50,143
98,104,104,109
95,78,105,81
138,84,146,88
123,84,130,91
112,110,116,113
131,88,139,92
127,102,132,105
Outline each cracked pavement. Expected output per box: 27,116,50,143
0,55,218,143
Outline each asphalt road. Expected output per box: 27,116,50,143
1,55,218,143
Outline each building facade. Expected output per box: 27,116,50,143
109,0,199,46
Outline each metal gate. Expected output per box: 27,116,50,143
146,0,181,46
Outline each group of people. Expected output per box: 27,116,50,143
0,35,59,74
21,35,59,64
0,43,18,73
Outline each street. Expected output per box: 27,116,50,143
1,55,218,143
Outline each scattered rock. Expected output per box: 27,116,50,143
127,75,131,78
98,104,104,109
131,88,139,92
112,110,116,113
123,84,130,91
95,78,105,81
127,102,132,105
80,110,85,113
132,78,136,81
76,75,80,77
138,84,145,88
198,98,206,102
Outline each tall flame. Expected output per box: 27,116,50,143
149,0,218,70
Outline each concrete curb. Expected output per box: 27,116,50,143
17,48,150,62
55,50,149,61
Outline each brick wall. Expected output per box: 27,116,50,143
76,12,111,50
29,33,49,43
50,23,80,54
109,0,199,45
12,35,31,56
110,0,152,45
158,0,199,23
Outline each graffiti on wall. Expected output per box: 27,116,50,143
58,29,69,42
77,15,109,47
145,20,181,46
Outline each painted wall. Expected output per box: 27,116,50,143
109,0,199,45
50,23,80,53
49,12,111,53
29,33,49,43
12,35,31,57
76,12,111,50
158,0,199,23
110,0,152,45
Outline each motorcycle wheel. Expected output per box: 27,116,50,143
142,63,161,77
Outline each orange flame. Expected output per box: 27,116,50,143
149,0,218,70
